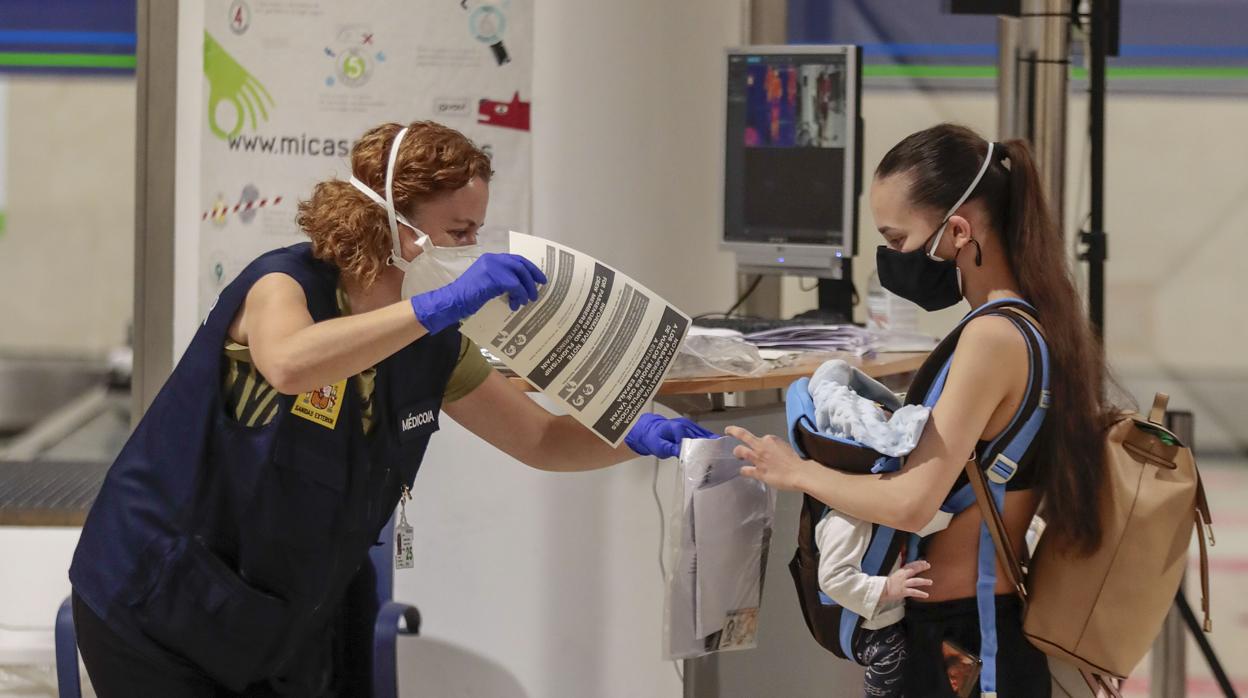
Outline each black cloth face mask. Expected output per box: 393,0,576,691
874,141,996,312
876,224,973,311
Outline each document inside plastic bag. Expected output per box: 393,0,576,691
664,437,776,659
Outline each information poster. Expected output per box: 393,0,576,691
463,233,692,447
198,0,530,313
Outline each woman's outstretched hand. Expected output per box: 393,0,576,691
626,414,717,459
725,426,813,492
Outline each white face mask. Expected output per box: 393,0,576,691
347,125,482,297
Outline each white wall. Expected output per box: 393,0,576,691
0,76,135,355
395,1,746,696
527,0,742,315
1087,92,1248,453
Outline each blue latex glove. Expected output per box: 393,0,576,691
410,253,548,334
625,413,717,459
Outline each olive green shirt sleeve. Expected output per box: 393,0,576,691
443,335,494,403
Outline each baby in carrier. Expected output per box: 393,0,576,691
805,360,946,697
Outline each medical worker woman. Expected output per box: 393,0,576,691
69,121,711,696
729,124,1115,696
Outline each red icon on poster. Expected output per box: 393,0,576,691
478,92,530,132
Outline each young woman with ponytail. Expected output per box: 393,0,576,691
727,123,1115,695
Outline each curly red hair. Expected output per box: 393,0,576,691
296,121,493,286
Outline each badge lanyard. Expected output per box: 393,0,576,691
395,485,414,570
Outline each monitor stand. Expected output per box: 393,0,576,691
796,258,855,325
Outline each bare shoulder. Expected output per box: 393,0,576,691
232,272,311,345
950,314,1029,378
963,313,1028,342
247,272,306,305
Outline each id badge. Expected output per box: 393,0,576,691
395,485,414,570
395,521,414,570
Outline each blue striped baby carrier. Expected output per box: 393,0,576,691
786,299,1050,695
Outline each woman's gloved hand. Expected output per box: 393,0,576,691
410,253,548,334
625,414,717,459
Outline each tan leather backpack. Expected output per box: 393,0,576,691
969,392,1214,684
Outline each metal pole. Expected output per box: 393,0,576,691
1081,0,1108,337
996,16,1022,140
133,0,181,420
1021,0,1069,231
1151,601,1186,698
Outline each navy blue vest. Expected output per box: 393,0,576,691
70,244,460,692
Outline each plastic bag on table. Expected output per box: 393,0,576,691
667,329,769,379
663,437,776,660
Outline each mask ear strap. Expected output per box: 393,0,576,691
349,176,386,207
929,141,996,262
383,126,409,267
927,221,951,262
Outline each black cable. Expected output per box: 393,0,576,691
1086,0,1108,338
652,459,684,685
651,460,668,589
724,275,763,318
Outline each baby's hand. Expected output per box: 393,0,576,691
881,560,933,604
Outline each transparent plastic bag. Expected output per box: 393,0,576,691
668,330,769,379
663,437,776,659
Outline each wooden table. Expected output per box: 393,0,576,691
506,351,928,396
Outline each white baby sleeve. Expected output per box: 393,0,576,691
813,510,888,621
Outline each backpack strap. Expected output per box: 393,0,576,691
908,298,1044,410
901,300,1048,570
1195,471,1214,632
965,458,1028,602
921,305,1049,697
832,524,905,658
973,313,1046,698
980,309,1051,485
1195,511,1212,632
927,304,1051,518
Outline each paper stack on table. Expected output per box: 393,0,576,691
665,437,776,659
741,325,937,356
743,324,873,354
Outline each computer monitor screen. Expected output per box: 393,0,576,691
722,46,859,272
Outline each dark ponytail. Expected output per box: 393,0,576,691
877,124,1113,555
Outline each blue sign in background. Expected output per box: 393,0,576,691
1,1,1244,84
0,0,136,75
788,0,1248,89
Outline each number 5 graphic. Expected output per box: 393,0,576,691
204,32,275,141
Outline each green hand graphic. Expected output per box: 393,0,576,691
203,31,275,141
